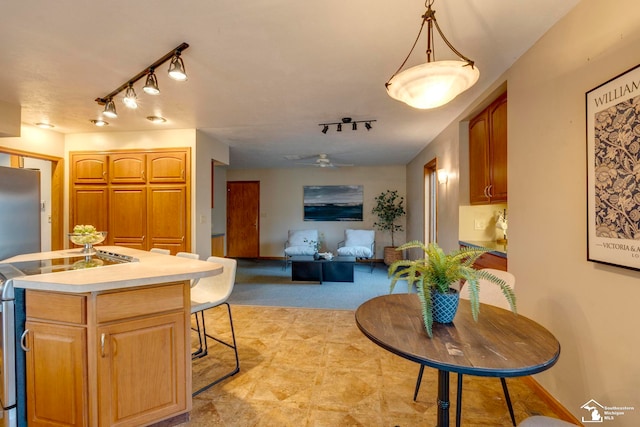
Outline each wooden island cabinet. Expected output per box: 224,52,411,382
7,247,222,427
70,149,190,254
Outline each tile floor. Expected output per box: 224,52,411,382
184,305,564,426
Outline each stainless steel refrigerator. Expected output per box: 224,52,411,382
0,165,41,426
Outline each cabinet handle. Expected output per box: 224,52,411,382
21,329,30,352
483,186,488,198
142,170,146,180
101,333,106,357
142,235,145,241
181,236,185,242
487,184,493,198
181,169,185,179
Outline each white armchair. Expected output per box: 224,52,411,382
283,229,318,268
336,229,375,272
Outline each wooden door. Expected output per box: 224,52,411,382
469,109,491,205
25,321,88,426
109,187,147,249
148,186,188,253
97,312,187,426
489,94,508,203
227,181,259,258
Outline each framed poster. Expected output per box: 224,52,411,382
303,185,363,221
586,63,640,270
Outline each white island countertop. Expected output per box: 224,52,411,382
1,246,222,293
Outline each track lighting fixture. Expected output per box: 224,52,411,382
102,99,118,118
94,42,189,121
318,117,377,134
143,69,160,95
168,52,187,81
123,83,138,109
385,0,479,109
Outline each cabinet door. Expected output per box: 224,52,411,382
469,109,491,205
148,186,187,253
489,94,508,203
25,322,88,427
71,186,108,232
72,154,108,184
109,187,147,249
97,312,187,426
147,151,187,183
109,153,146,184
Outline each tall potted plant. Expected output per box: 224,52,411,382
372,190,406,265
389,241,516,337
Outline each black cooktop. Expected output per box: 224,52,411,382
2,250,136,277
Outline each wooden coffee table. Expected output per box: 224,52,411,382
290,256,355,283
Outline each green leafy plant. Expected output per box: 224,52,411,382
388,241,516,337
371,190,406,247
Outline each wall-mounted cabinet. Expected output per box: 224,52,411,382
469,93,507,205
70,149,191,254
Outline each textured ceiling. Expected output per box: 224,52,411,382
0,0,579,169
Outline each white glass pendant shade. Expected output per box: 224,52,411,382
386,60,479,109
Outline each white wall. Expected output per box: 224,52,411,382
406,0,640,423
227,166,406,258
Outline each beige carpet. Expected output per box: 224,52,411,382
184,304,565,427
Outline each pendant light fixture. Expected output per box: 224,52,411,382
385,0,479,109
143,69,160,95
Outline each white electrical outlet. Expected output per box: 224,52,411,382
474,219,486,230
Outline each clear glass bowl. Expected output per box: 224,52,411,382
68,231,107,253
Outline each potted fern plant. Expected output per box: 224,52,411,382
372,190,406,265
388,241,517,337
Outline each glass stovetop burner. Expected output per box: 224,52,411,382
6,250,136,276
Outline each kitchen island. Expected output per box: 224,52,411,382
3,246,221,427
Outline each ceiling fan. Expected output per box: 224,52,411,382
291,153,353,168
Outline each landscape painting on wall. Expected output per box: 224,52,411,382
303,185,363,221
586,63,640,270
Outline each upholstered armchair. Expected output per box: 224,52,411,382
283,229,318,268
336,229,375,272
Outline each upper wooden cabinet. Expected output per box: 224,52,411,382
109,153,146,184
71,154,108,184
147,151,187,183
469,93,507,205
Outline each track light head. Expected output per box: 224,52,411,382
365,122,372,130
123,84,138,109
352,122,357,131
143,69,160,95
322,125,329,134
337,123,342,132
168,52,188,81
103,99,118,118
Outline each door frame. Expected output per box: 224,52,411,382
0,147,64,251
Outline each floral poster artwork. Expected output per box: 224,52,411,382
587,64,640,270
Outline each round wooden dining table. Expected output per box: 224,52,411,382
355,293,561,427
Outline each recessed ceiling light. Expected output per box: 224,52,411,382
90,119,109,127
35,122,54,129
146,116,166,124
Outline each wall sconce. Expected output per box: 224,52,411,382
437,168,448,184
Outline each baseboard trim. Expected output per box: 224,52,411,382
521,376,582,425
